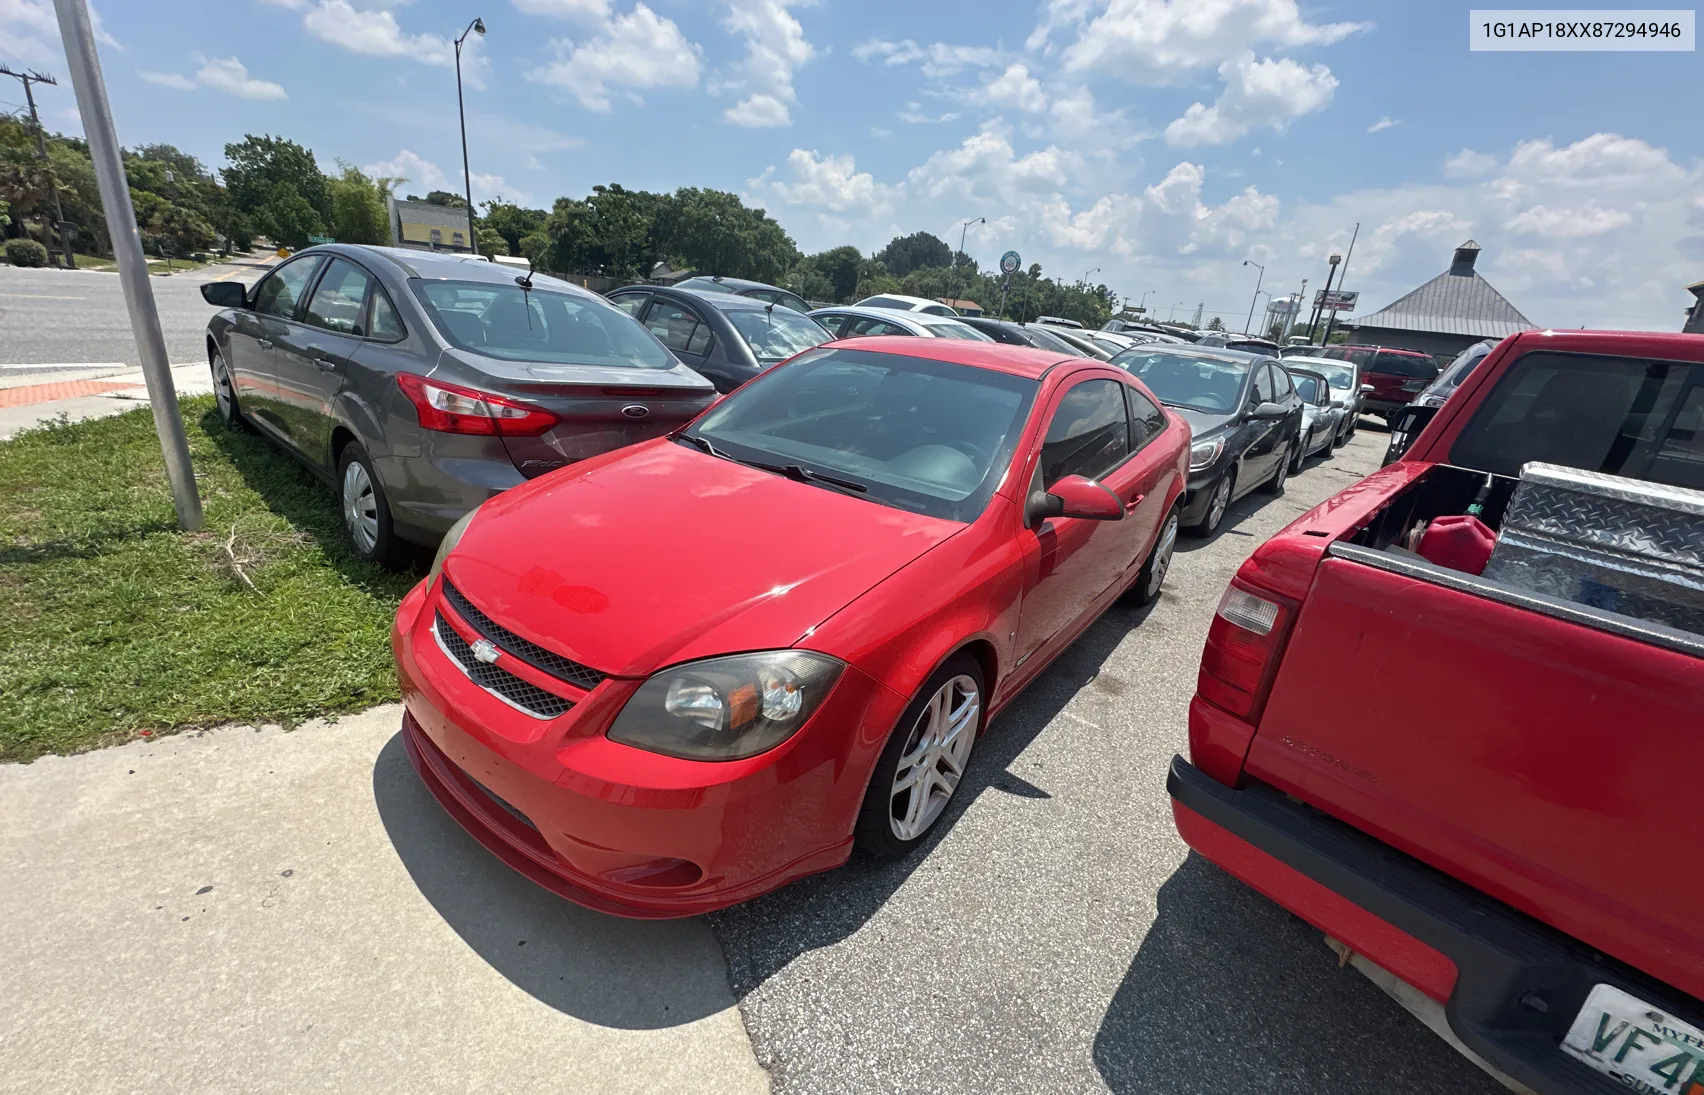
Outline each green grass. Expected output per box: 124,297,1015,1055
0,398,422,762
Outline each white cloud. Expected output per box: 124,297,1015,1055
364,150,525,205
1444,149,1499,179
1505,205,1634,239
527,4,701,111
715,0,813,127
139,70,198,91
512,0,611,21
1164,52,1336,146
983,63,1048,113
1049,0,1368,81
3,0,121,66
194,57,287,100
1367,116,1397,133
137,56,287,100
754,149,900,216
898,103,960,125
302,1,454,65
851,38,1005,78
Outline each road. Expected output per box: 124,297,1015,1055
710,428,1503,1095
0,255,274,376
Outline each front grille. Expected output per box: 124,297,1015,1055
435,613,574,719
441,579,606,692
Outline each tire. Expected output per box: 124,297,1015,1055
1262,440,1291,495
1130,504,1180,606
1188,471,1233,538
209,347,247,431
854,654,985,859
337,442,403,568
1288,433,1306,475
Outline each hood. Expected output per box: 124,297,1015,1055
443,440,962,677
1171,406,1235,439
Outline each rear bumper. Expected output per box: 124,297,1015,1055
1167,756,1704,1095
1359,397,1408,416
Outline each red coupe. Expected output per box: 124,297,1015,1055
393,337,1189,917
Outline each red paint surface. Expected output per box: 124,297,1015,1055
397,345,1190,914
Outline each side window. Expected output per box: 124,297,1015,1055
252,257,322,320
1451,351,1702,486
1266,364,1294,399
1252,365,1277,405
303,259,374,335
813,313,846,338
608,292,649,317
645,301,711,355
1040,379,1132,487
367,289,406,341
1124,386,1167,448
847,316,907,337
778,293,811,315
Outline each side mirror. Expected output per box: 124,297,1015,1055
1382,404,1440,466
201,282,247,308
1249,401,1289,420
1359,382,1375,395
1026,474,1124,525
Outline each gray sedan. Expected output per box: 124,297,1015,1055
1285,367,1347,470
200,244,715,566
808,305,993,341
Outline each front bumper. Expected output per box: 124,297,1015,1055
391,580,903,918
1168,756,1704,1095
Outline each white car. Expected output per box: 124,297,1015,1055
1282,354,1362,445
1284,367,1348,470
854,293,962,317
809,305,993,340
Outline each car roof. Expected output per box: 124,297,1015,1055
656,285,778,312
1283,355,1351,368
857,293,945,309
827,335,1077,379
1121,343,1267,365
314,244,561,287
812,305,972,332
677,275,791,295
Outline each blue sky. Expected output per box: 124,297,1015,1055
5,0,1701,330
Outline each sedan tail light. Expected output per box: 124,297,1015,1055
1196,580,1296,721
397,373,561,437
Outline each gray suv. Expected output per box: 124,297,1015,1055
201,244,715,566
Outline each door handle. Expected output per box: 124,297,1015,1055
1125,493,1144,512
256,338,273,350
314,355,338,372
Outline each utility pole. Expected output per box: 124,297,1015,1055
1241,259,1265,335
1320,222,1359,347
1309,252,1342,341
954,217,984,312
52,0,201,530
0,64,74,268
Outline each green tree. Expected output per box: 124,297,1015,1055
797,245,863,302
518,229,552,268
326,164,396,245
1206,315,1226,331
580,184,664,281
480,200,547,255
222,135,328,221
253,181,324,249
875,231,952,277
477,226,507,255
654,187,798,283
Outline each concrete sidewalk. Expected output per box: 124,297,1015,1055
0,707,769,1095
0,362,213,440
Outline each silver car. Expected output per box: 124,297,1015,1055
1282,354,1362,445
1285,367,1347,470
809,305,993,340
200,244,716,566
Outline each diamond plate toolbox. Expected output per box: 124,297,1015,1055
1482,461,1704,636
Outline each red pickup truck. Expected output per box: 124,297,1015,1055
1169,329,1704,1094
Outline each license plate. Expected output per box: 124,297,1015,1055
1561,983,1704,1092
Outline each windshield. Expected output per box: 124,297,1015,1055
1024,326,1082,355
727,307,832,362
1303,361,1355,390
1111,351,1249,414
412,280,674,368
685,347,1038,521
923,321,992,341
1435,342,1493,390
1291,374,1321,402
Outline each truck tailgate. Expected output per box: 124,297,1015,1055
1245,551,1704,1001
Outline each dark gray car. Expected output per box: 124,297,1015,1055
200,244,716,566
606,284,833,393
672,275,811,315
957,316,1094,354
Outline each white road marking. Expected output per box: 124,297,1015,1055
0,293,88,300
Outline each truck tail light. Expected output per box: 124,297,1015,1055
397,373,561,437
1197,580,1295,721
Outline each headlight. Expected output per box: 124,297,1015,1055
428,505,480,589
607,651,845,761
1189,437,1225,471
1413,390,1446,408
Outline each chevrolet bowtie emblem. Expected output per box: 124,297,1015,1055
470,639,500,664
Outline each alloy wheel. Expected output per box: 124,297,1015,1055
211,352,236,422
1145,510,1179,600
341,459,380,554
888,674,980,842
1205,475,1231,531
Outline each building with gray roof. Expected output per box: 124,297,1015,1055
1346,241,1537,360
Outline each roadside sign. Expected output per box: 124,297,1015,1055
1313,289,1358,309
999,250,1021,276
308,235,335,245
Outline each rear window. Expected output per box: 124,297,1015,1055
413,279,674,368
861,296,910,310
1370,350,1438,379
1450,350,1704,490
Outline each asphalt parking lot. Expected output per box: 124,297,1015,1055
711,425,1503,1095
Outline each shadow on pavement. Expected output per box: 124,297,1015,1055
370,731,741,1030
1093,853,1504,1094
710,597,1156,995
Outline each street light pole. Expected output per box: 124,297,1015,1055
454,17,486,256
1241,259,1265,335
954,217,984,312
1139,289,1155,315
1309,252,1342,340
1169,301,1184,321
51,0,201,530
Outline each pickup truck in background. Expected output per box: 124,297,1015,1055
1168,329,1704,1094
